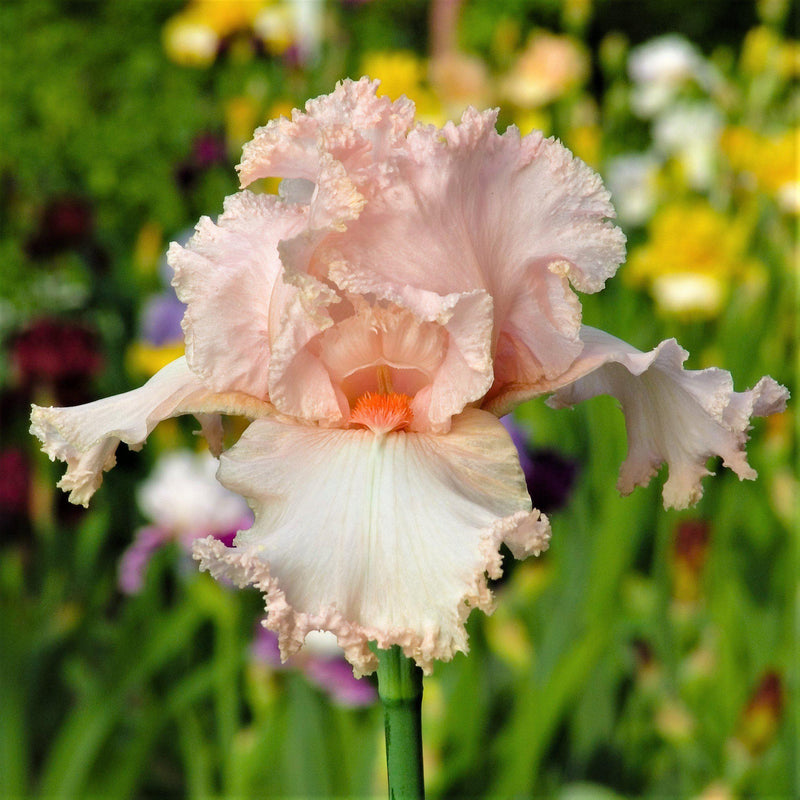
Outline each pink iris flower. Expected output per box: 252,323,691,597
31,78,787,677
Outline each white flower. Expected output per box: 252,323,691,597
653,102,722,189
629,35,715,117
605,152,661,226
137,450,250,539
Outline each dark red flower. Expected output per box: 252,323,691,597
673,519,711,571
737,671,784,755
0,448,31,540
11,318,103,404
25,196,93,259
671,519,712,603
0,449,29,515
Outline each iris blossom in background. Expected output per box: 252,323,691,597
252,627,377,707
31,79,788,676
117,450,251,594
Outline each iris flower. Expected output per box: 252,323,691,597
31,78,787,677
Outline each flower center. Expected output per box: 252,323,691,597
350,391,414,434
350,366,413,434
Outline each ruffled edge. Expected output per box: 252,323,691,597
544,327,789,509
30,357,272,506
237,77,416,190
193,505,549,677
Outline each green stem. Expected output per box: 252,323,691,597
376,646,425,800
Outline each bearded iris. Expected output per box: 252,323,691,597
31,78,788,678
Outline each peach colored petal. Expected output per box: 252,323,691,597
170,192,309,400
546,327,790,509
318,103,624,402
192,408,550,676
485,259,583,410
315,291,494,432
238,77,415,191
30,357,271,507
170,191,345,423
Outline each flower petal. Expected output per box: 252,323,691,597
238,77,415,191
318,102,624,401
170,192,319,400
546,327,790,509
170,191,346,422
323,271,495,431
30,357,271,507
192,408,550,676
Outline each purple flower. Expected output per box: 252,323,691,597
501,416,579,513
251,626,377,707
117,451,251,594
141,293,186,346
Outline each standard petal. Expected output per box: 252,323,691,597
30,357,271,507
170,191,345,421
546,327,790,509
320,104,624,398
238,77,416,190
169,192,309,400
192,408,550,676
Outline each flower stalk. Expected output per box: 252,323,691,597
376,646,425,799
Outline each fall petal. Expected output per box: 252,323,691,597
30,357,271,507
192,408,550,676
547,327,789,509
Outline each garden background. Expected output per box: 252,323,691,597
0,0,796,797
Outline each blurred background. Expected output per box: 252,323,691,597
0,1,796,797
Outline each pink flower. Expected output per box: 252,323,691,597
31,79,788,676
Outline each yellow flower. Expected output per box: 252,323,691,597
133,222,164,276
252,4,294,55
627,201,760,316
191,0,266,33
163,0,278,66
126,342,186,378
359,51,442,122
360,51,426,100
163,11,220,67
741,25,799,78
721,126,800,213
225,95,262,152
513,108,552,137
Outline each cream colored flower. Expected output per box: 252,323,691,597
502,31,589,108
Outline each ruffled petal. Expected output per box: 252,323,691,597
170,192,319,401
318,102,624,398
192,408,550,676
546,327,790,509
170,192,346,423
30,357,271,507
238,76,415,191
323,269,495,431
232,82,625,425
